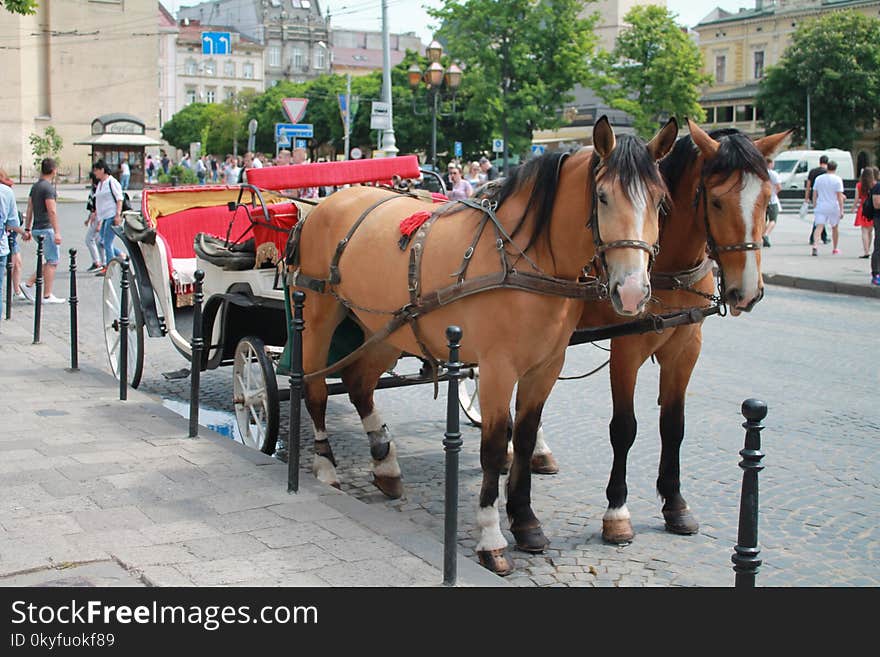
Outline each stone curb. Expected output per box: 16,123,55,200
763,273,880,299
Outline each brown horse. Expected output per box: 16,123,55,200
291,117,678,575
525,120,790,543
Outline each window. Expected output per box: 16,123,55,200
243,62,254,79
185,59,197,75
701,106,716,123
314,47,325,70
269,46,281,67
715,55,726,83
716,105,733,122
754,51,764,79
224,61,235,77
186,87,197,105
755,105,765,121
292,48,304,69
206,87,216,104
204,59,216,76
735,105,752,122
225,87,236,101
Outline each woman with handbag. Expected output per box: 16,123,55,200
92,159,124,276
853,167,875,259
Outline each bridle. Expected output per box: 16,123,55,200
588,156,662,279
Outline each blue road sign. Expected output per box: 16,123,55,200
202,32,231,55
531,144,546,156
454,141,462,158
295,139,308,150
492,138,504,153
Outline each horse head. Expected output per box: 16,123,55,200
686,119,791,315
592,115,677,316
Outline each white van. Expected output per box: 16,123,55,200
772,149,854,189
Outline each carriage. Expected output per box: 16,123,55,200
101,155,449,454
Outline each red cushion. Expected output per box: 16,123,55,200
245,155,422,191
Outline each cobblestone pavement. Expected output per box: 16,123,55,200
7,202,877,587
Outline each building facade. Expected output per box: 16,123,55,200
0,0,159,178
178,0,330,86
330,29,422,77
694,0,880,147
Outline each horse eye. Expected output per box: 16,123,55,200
598,191,608,205
711,199,722,209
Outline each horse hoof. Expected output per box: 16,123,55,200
530,453,559,475
477,548,514,576
372,474,403,499
602,517,634,545
511,525,550,553
330,481,341,490
663,508,699,535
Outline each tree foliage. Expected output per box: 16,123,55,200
592,5,709,139
429,0,597,162
29,126,63,169
2,0,37,15
756,10,880,150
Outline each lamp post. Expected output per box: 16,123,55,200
408,40,462,171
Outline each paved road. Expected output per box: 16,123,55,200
8,200,878,586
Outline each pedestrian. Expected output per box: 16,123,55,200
289,147,318,199
160,151,170,176
447,164,473,201
763,157,782,247
853,166,875,259
275,149,292,167
869,171,880,285
810,160,845,256
444,160,458,190
83,172,104,272
465,161,484,187
196,155,207,185
145,154,156,184
0,170,25,303
479,156,499,182
0,168,22,322
210,155,219,182
20,157,65,303
92,159,124,275
119,158,131,192
805,154,830,245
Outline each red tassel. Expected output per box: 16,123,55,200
399,210,433,237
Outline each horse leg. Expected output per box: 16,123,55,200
503,420,558,476
655,330,702,535
301,297,347,489
602,346,646,544
339,342,404,499
506,358,563,554
474,360,518,576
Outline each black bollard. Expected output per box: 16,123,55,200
443,325,464,586
119,259,130,401
732,398,767,588
67,249,78,371
4,233,12,320
288,290,305,493
189,270,205,438
33,235,44,344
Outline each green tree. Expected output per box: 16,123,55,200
429,0,597,168
2,0,37,14
757,10,880,150
161,103,216,151
28,125,63,169
592,5,710,139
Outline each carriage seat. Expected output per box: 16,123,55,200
193,234,256,270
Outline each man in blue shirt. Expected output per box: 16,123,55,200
0,169,22,323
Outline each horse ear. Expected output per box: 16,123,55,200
593,115,616,160
647,117,678,161
687,118,719,158
754,129,793,159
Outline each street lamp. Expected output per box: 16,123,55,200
408,40,462,171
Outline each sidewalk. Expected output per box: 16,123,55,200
0,317,505,588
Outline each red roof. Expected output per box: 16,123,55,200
332,47,406,71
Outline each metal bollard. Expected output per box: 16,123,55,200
443,325,464,586
288,290,305,493
732,398,767,588
67,249,78,371
188,270,205,438
119,259,130,401
4,233,12,320
33,235,44,344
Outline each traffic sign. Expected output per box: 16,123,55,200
530,144,546,156
275,123,314,145
454,141,462,158
350,147,363,160
282,98,308,123
492,138,504,153
370,102,390,130
295,139,308,150
202,32,231,55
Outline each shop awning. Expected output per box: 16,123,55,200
73,133,164,147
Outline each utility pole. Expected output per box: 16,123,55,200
381,0,398,157
344,73,352,160
806,91,812,149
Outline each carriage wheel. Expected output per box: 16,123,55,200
232,336,280,454
102,257,144,389
459,367,482,427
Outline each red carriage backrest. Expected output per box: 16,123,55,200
244,155,422,190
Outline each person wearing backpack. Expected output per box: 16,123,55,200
853,167,875,259
92,159,124,276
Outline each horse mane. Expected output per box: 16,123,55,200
478,134,666,256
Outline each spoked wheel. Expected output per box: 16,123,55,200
232,336,280,454
102,257,144,389
459,367,482,427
